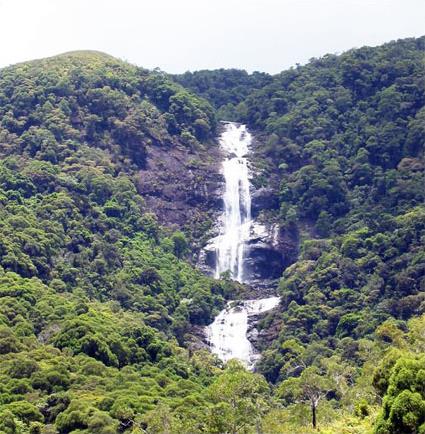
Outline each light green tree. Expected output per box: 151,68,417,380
206,360,271,434
278,366,334,429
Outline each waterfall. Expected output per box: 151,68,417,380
206,123,280,369
206,297,280,369
215,122,252,282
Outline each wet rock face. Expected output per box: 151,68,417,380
247,310,283,360
245,246,285,280
243,222,285,281
136,126,299,282
203,245,217,271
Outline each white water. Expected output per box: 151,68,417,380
206,123,280,369
206,297,280,369
214,122,252,282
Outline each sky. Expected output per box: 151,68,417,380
0,0,424,74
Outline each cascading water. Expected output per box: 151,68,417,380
206,122,280,369
206,297,280,369
214,122,252,282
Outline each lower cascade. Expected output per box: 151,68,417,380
206,122,280,368
206,297,280,369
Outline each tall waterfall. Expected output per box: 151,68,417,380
215,123,252,282
206,123,280,369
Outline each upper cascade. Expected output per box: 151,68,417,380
214,122,252,282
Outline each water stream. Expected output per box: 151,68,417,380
214,122,252,282
207,122,280,368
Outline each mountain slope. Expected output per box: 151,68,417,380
0,52,244,433
176,36,425,432
0,38,424,434
240,36,425,380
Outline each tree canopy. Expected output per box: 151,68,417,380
0,37,424,433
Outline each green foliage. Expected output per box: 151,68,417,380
0,37,424,433
242,38,425,228
373,322,425,433
178,36,425,433
205,360,271,433
0,51,216,169
0,51,226,433
173,69,272,120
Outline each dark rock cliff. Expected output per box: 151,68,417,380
136,142,224,249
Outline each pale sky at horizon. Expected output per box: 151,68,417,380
0,0,424,74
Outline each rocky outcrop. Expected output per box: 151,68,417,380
244,222,284,281
247,308,283,360
137,126,299,284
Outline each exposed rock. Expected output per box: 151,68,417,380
198,202,299,282
37,323,62,344
197,237,218,275
136,142,224,247
205,297,280,368
188,125,299,284
247,309,283,360
185,325,211,354
244,222,284,281
196,224,280,281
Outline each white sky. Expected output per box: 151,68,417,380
0,0,424,73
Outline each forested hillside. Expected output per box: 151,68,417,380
173,69,272,121
0,51,242,434
179,36,425,433
240,37,425,365
0,37,424,434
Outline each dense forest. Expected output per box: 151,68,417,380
0,36,424,434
